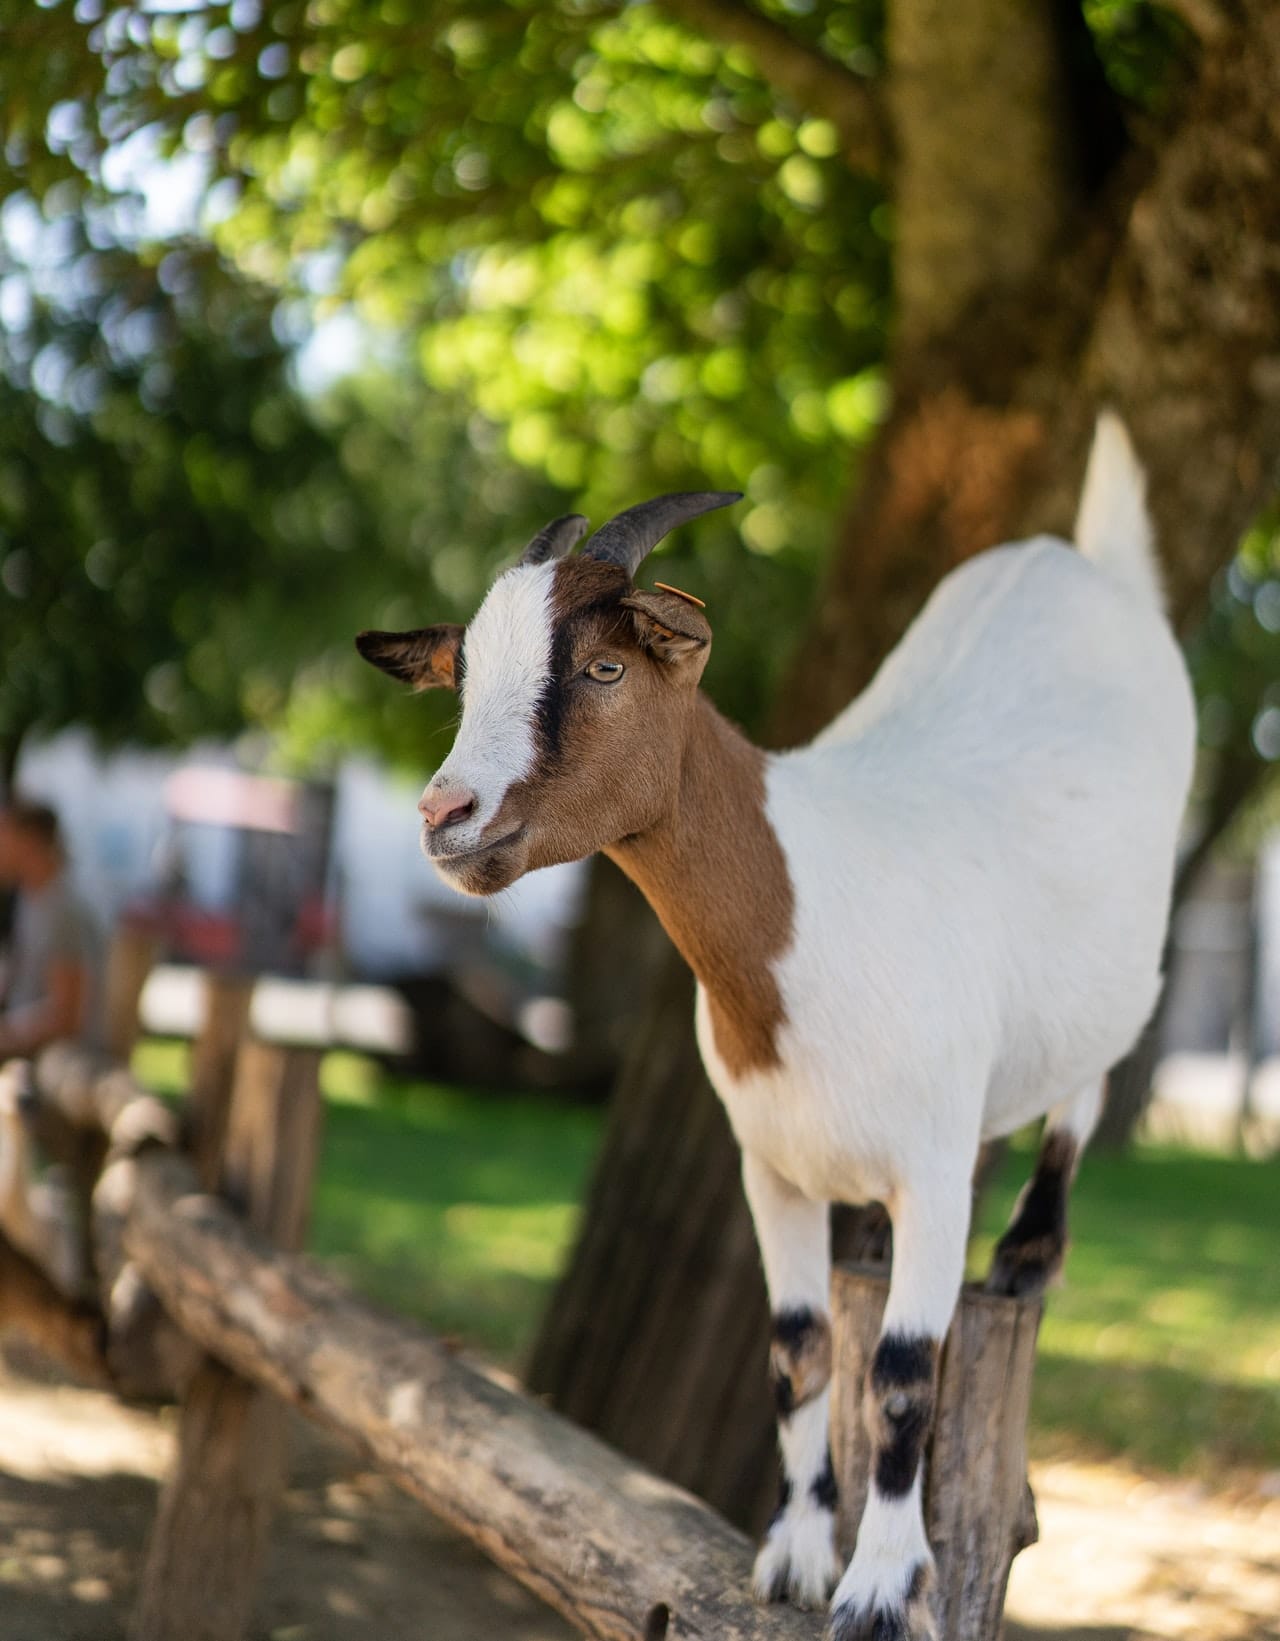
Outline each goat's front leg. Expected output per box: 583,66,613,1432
829,1175,971,1641
743,1152,839,1609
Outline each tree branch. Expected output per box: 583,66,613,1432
657,0,889,177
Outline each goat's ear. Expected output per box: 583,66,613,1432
621,590,712,663
355,625,464,691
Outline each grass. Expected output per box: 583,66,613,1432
132,1039,1279,1482
308,1052,600,1361
132,1040,602,1363
972,1140,1280,1480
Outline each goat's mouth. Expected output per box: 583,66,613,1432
422,826,527,894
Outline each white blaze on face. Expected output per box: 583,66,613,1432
425,561,556,842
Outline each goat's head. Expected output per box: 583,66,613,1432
356,491,740,896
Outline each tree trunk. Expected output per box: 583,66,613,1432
526,954,778,1533
532,0,1280,1530
0,723,25,798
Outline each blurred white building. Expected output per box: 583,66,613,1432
12,729,585,985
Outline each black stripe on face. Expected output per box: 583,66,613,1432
533,595,630,770
534,620,574,769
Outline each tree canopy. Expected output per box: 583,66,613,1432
0,0,1274,792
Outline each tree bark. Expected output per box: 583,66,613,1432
532,0,1280,1535
0,724,25,798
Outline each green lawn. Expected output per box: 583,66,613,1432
133,1039,1279,1483
972,1140,1280,1480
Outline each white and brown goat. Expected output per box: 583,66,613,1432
357,414,1194,1641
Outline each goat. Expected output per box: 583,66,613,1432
357,412,1195,1641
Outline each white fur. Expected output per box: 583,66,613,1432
831,1479,933,1626
421,562,556,845
1075,409,1163,610
754,1467,841,1609
709,533,1192,1205
699,417,1194,1630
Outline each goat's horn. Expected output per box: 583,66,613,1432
518,514,590,566
581,492,742,577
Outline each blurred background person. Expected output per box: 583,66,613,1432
0,797,103,1058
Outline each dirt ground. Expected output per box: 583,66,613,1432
1,1346,1276,1641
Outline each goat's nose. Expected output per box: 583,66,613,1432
418,787,477,830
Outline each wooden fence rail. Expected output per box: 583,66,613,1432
120,1145,822,1641
0,993,1042,1641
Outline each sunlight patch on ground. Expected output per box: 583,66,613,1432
0,1362,171,1483
1007,1458,1280,1641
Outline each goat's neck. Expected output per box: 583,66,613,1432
606,694,792,1078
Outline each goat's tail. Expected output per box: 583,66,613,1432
1074,409,1164,611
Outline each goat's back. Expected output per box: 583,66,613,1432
762,537,1194,1149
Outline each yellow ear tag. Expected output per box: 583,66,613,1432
653,581,707,609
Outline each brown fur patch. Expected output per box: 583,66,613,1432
609,698,793,1079
484,558,794,1078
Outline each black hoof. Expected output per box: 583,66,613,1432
828,1600,913,1641
827,1562,935,1641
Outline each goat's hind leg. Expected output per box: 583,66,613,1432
742,1153,840,1609
986,1081,1102,1298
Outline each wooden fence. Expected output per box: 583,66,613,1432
0,938,1040,1640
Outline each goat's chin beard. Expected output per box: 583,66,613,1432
428,839,529,898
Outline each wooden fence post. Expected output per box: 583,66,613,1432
829,1265,1041,1641
131,1036,323,1641
186,973,255,1191
102,923,158,1065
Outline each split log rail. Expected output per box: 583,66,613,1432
0,948,1042,1640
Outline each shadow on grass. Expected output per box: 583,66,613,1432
976,1142,1280,1476
1031,1349,1280,1475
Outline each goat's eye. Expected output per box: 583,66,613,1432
585,659,625,684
